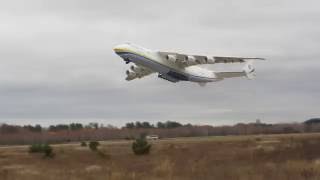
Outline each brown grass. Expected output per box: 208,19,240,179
1,133,320,180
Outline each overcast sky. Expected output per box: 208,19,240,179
0,0,319,126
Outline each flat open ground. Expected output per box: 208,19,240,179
1,133,320,180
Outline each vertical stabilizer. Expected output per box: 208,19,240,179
242,60,256,80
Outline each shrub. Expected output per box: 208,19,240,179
81,141,87,147
89,141,100,151
29,143,54,158
42,144,54,157
29,144,43,153
132,136,151,155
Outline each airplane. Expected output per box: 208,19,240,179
113,43,265,86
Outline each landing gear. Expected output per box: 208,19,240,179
124,58,130,64
158,73,179,83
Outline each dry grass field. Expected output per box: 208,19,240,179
1,133,320,180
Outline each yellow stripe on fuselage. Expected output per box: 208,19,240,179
114,48,153,61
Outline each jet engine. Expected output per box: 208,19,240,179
186,55,197,65
125,70,137,80
165,54,177,63
195,57,207,64
130,65,143,73
207,56,215,64
193,56,215,64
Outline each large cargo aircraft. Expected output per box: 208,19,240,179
114,43,265,86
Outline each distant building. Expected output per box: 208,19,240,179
146,135,159,140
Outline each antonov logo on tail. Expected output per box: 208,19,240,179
113,43,265,86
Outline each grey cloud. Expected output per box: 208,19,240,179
0,0,319,126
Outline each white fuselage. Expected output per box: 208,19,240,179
113,43,220,83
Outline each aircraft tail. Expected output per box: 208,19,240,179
242,60,256,80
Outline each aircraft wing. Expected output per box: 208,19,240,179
159,51,265,67
125,64,154,81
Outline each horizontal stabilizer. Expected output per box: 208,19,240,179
242,60,256,80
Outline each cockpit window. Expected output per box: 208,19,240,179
129,43,150,52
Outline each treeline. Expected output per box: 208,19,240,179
0,122,104,134
0,118,319,145
0,121,187,134
125,121,187,129
0,124,43,134
49,122,101,132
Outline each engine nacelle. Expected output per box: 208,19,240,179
186,55,197,65
166,54,177,63
130,65,143,73
195,56,214,64
196,57,207,64
125,70,137,80
207,56,215,64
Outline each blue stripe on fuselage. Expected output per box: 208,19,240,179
115,51,216,82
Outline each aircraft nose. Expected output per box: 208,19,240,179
113,44,129,53
113,45,122,52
